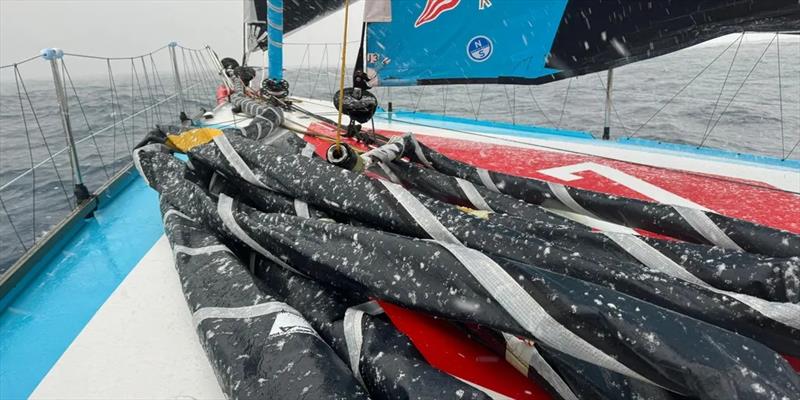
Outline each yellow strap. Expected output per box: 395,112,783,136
165,128,223,152
334,0,351,153
457,206,492,220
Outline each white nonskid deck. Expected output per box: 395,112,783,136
30,237,224,399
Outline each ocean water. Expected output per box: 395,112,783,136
1,35,799,272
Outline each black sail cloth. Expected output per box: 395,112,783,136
159,198,368,400
253,259,492,400
176,134,800,358
216,196,800,400
395,135,800,259
381,157,800,304
134,143,490,400
134,142,800,400
462,325,685,400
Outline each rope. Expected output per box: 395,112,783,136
0,55,39,69
14,66,37,244
528,86,556,127
701,32,744,145
776,33,784,158
62,59,111,179
334,0,352,153
628,33,744,138
699,34,777,148
13,66,73,206
556,78,572,128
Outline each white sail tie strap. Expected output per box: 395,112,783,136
435,241,655,385
476,168,501,193
193,301,296,328
254,114,275,137
301,142,316,158
501,333,579,400
362,138,404,166
547,182,598,218
378,180,461,244
456,177,494,212
172,244,232,257
293,199,310,218
404,134,432,167
672,205,743,251
343,301,384,388
602,232,800,330
162,209,196,224
263,128,290,146
292,143,315,217
218,194,309,278
376,162,402,184
132,143,168,187
255,121,264,140
212,134,270,189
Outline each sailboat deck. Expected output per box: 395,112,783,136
1,98,798,399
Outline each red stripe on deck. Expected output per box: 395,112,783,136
378,301,552,399
306,123,799,233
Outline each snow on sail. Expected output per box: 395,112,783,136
132,108,800,399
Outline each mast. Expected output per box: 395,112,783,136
267,0,283,81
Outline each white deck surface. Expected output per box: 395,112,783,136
30,236,224,399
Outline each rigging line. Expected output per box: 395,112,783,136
699,33,778,148
293,44,310,89
629,33,744,138
311,44,329,99
527,86,556,127
556,78,572,128
701,31,744,145
443,85,447,117
413,86,426,113
63,45,168,61
595,72,630,137
463,84,478,120
477,84,486,119
0,193,27,251
785,138,800,161
108,59,132,155
14,66,73,207
131,59,150,133
513,85,517,125
502,85,515,125
0,55,39,69
197,49,218,94
139,57,163,126
130,57,137,151
382,114,800,196
62,59,111,179
14,65,37,244
776,33,785,159
150,54,178,119
108,60,118,165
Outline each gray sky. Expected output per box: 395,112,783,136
0,0,363,71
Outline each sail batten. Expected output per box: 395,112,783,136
363,0,800,86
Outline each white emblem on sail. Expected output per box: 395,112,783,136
268,312,318,338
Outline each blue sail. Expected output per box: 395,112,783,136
365,0,569,86
364,0,800,86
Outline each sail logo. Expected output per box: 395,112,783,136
414,0,461,28
467,36,493,62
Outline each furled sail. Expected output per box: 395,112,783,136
363,0,800,86
244,0,348,52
